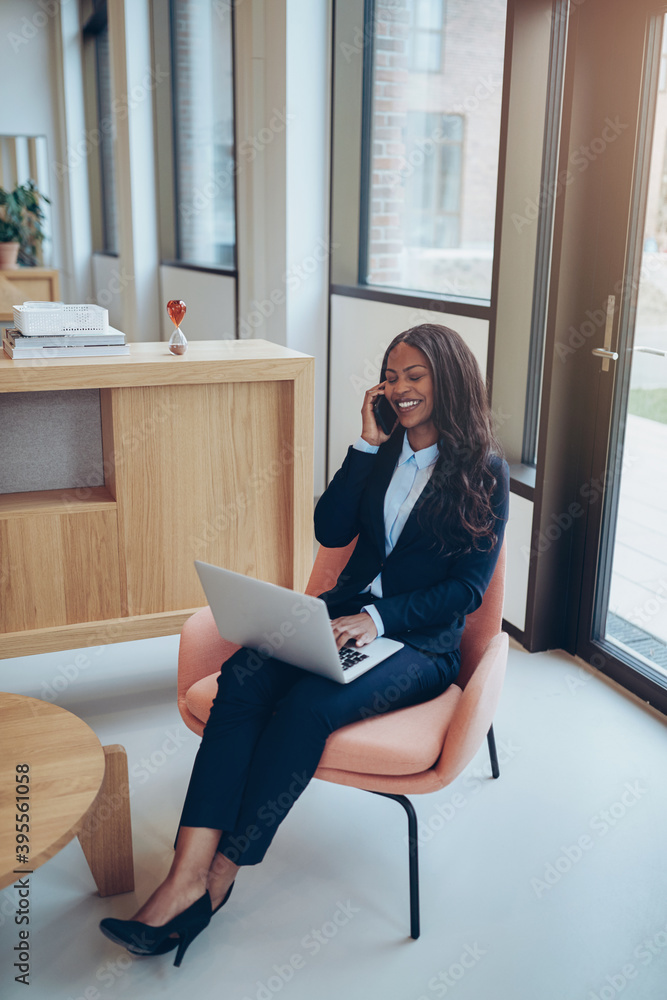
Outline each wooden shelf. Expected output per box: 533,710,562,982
0,339,314,655
0,339,312,392
0,485,116,519
0,608,206,659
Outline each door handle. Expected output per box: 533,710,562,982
591,295,617,371
633,346,667,357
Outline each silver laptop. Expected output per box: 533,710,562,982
194,560,404,684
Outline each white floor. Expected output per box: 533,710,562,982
1,633,667,1000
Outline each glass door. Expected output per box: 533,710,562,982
576,3,667,710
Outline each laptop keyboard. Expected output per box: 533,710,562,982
338,646,370,670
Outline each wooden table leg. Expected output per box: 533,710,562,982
77,744,135,896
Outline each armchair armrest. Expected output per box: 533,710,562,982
433,631,509,788
177,607,241,732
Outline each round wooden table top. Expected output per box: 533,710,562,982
0,691,106,891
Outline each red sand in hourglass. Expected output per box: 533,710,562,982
167,300,188,354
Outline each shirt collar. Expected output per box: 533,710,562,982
397,432,439,470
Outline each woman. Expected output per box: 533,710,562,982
99,323,510,967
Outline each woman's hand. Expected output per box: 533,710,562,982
360,380,396,447
330,612,378,650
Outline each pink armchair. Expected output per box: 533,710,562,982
177,538,508,939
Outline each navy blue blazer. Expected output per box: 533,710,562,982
313,426,510,655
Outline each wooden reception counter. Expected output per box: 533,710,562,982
0,340,314,658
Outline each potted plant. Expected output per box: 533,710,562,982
0,180,50,270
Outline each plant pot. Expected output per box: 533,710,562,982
0,242,20,270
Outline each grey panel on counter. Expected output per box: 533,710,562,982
0,389,105,493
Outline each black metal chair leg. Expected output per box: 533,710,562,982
487,723,500,778
369,790,420,940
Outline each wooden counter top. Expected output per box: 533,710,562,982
0,338,313,392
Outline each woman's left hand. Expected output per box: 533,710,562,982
330,612,378,650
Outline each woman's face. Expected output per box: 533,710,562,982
384,341,436,436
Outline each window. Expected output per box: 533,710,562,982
169,0,236,268
407,0,444,73
403,111,462,249
95,23,119,255
82,1,119,255
362,0,507,300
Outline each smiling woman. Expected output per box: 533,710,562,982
98,322,509,970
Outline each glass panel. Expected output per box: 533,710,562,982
439,143,461,213
365,0,507,299
171,0,235,268
604,12,667,681
95,24,118,255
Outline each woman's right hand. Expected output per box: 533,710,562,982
360,380,396,447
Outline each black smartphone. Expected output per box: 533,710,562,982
373,392,397,435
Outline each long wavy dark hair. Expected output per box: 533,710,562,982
380,323,504,558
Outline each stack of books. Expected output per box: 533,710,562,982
2,303,130,359
2,327,130,358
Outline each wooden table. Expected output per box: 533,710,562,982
0,692,134,896
0,339,314,657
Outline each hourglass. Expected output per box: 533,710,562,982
167,299,188,355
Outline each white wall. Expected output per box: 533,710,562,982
159,266,236,341
328,294,489,474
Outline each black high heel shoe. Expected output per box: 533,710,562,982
148,881,233,954
99,889,213,967
212,880,235,915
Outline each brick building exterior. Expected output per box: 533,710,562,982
367,0,507,299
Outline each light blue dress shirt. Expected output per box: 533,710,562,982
352,433,439,636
